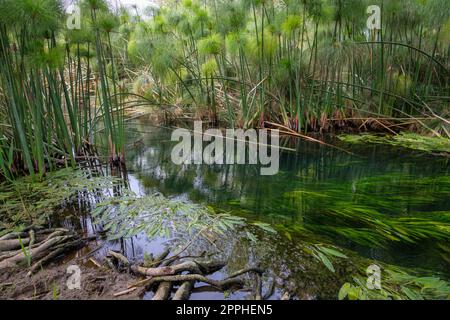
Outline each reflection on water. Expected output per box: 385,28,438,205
123,119,450,278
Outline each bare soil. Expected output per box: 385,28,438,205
0,255,140,300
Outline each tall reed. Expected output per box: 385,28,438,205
124,0,448,136
0,0,125,180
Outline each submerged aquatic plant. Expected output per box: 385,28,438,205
280,173,450,249
306,244,349,273
338,133,450,154
339,266,450,300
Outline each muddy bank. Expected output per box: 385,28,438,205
0,257,139,300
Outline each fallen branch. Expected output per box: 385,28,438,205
89,257,103,269
173,281,194,300
152,282,172,300
113,287,137,297
0,236,68,270
143,267,263,291
0,238,31,251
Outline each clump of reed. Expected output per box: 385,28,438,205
123,0,449,135
0,0,125,180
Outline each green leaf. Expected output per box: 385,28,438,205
284,231,292,241
338,283,352,300
246,231,258,242
252,222,277,234
317,252,335,272
401,287,424,300
318,246,348,259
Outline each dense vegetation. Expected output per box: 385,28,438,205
0,0,449,180
126,0,449,134
0,0,125,180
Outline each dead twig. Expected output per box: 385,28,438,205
113,287,137,297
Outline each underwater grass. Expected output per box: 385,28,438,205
339,263,450,300
338,133,450,154
221,171,450,250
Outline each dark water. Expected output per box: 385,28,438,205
122,119,450,282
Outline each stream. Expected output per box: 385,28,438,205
32,118,450,299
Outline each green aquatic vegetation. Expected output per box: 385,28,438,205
352,174,450,207
338,133,450,154
91,192,276,244
262,219,448,299
306,244,349,273
219,171,450,250
283,190,331,199
339,267,450,300
250,221,277,234
0,168,119,232
277,173,450,248
116,0,449,133
315,206,450,247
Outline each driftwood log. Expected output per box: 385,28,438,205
173,281,194,300
0,227,86,274
0,238,31,251
152,282,172,300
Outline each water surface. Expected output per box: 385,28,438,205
123,119,450,279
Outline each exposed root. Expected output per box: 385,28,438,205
27,238,85,276
152,282,172,300
173,281,194,300
0,238,31,251
143,274,244,291
254,273,262,300
0,227,87,274
108,250,130,267
107,246,266,300
131,265,176,277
